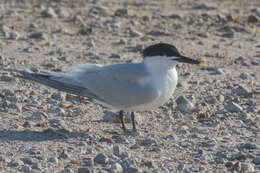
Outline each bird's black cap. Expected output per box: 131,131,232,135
143,43,181,57
143,43,201,65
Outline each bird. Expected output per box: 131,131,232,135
16,43,204,132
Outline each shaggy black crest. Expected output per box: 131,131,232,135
143,43,181,57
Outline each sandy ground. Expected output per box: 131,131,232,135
0,0,260,172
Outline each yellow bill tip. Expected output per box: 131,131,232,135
198,61,206,66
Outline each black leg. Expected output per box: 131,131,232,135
119,110,126,132
131,112,136,131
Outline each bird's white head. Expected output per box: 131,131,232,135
143,43,203,69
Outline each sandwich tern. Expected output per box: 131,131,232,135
16,43,204,132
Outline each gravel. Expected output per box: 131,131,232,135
0,0,259,172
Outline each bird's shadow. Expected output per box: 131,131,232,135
0,128,88,142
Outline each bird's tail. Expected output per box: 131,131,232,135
18,71,87,95
1,68,102,100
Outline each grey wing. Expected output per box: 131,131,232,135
76,63,159,109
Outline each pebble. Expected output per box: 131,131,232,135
239,72,248,79
225,102,243,113
41,7,57,18
232,161,241,172
20,165,31,172
141,159,155,168
128,28,142,37
48,157,59,163
83,157,94,167
28,32,45,39
94,153,108,164
28,111,46,121
241,162,255,172
59,150,70,159
21,157,34,165
51,92,66,101
56,8,70,18
247,15,258,23
78,167,91,173
9,159,23,167
252,156,260,165
176,95,194,113
241,143,257,150
109,53,121,59
0,23,10,36
61,168,74,173
137,138,157,147
251,59,260,65
31,162,41,170
0,75,16,82
234,85,252,98
125,167,139,173
110,162,123,173
113,145,129,159
79,27,92,35
215,68,225,75
114,9,128,17
9,31,20,40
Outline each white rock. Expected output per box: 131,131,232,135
241,163,255,172
41,7,57,18
225,102,243,113
176,96,194,112
111,162,123,173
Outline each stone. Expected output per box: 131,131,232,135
0,75,15,82
239,72,248,79
113,145,129,159
248,15,258,23
56,8,70,18
234,85,252,98
79,27,92,35
114,9,128,16
94,153,108,164
128,28,142,37
232,161,241,172
28,32,45,39
41,7,57,18
9,31,20,40
125,167,139,173
176,96,194,112
110,162,123,173
109,53,121,59
225,102,243,113
59,150,70,159
141,159,155,168
28,111,46,121
83,157,94,167
252,156,260,165
0,23,10,36
9,159,23,167
137,138,157,146
241,163,255,172
51,92,66,101
78,167,91,173
215,68,225,75
20,165,31,172
48,157,59,163
21,157,34,165
31,162,41,170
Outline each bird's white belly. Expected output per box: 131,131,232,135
125,68,178,112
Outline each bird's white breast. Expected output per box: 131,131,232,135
125,67,178,111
